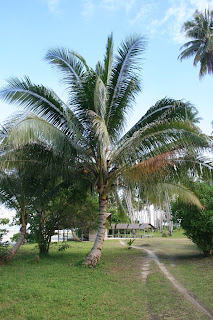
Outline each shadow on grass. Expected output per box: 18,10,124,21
155,251,210,263
139,243,151,247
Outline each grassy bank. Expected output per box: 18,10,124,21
0,239,212,319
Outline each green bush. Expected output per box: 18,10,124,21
172,182,213,256
0,218,9,259
58,243,70,252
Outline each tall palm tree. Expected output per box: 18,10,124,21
0,35,211,266
178,8,213,78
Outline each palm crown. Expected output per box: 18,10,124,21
0,34,211,266
178,8,213,78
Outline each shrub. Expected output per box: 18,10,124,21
58,243,70,252
0,218,9,260
127,238,135,249
172,182,213,256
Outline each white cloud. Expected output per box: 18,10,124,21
129,1,157,25
125,0,136,14
47,0,61,13
190,0,213,10
100,0,117,10
81,0,95,17
100,0,135,12
81,0,136,18
147,0,213,44
79,0,213,41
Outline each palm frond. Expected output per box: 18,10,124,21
94,77,107,119
179,8,213,77
112,119,208,167
87,110,110,150
122,98,200,141
0,77,75,133
143,182,203,209
98,33,114,85
122,152,174,185
44,48,85,88
105,35,146,138
70,51,90,72
2,114,84,158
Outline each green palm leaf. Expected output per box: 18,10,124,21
106,35,146,139
179,8,213,78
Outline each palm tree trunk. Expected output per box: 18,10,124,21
84,197,107,267
5,225,26,261
71,228,81,242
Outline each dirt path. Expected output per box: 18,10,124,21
120,240,213,320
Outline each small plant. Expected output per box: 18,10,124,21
127,238,135,249
58,243,70,252
34,256,40,263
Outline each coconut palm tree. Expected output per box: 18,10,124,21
0,35,211,266
178,8,213,78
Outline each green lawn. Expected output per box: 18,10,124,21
0,238,212,320
152,229,186,238
0,241,148,320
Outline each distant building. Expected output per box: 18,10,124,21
108,223,156,238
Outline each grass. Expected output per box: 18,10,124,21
152,228,186,238
0,241,148,320
146,262,210,320
0,237,212,319
134,236,213,313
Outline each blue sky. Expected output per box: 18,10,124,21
0,0,213,222
0,0,212,135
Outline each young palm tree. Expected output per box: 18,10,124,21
0,35,211,266
178,8,213,78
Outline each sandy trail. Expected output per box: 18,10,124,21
120,240,213,320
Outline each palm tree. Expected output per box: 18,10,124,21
0,35,211,266
178,8,213,78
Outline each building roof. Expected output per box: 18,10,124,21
110,223,156,230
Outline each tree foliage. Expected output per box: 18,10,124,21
172,182,213,256
27,186,99,255
0,218,9,258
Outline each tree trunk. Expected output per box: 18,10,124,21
39,241,50,255
84,197,107,267
165,192,173,236
5,225,26,261
71,228,81,242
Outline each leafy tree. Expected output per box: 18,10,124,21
0,168,39,260
0,218,9,259
0,143,64,260
0,35,211,266
172,182,213,256
178,8,213,78
28,187,99,255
